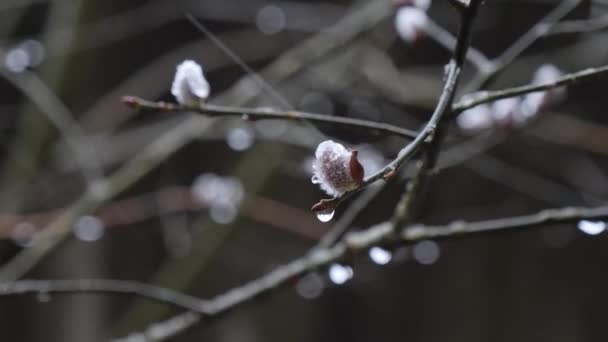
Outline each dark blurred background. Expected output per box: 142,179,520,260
0,0,607,341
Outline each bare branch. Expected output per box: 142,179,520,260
0,279,211,313
544,13,608,36
1,205,607,340
121,96,418,139
390,0,483,228
465,0,581,91
453,64,608,113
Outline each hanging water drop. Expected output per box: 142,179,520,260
311,175,320,184
316,210,334,222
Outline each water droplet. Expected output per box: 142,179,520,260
191,173,244,207
577,220,606,236
316,210,334,223
226,126,255,151
369,246,392,265
311,175,320,184
4,46,32,73
328,263,353,285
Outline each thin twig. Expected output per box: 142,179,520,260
390,0,482,228
543,13,608,35
1,205,606,337
465,0,581,91
122,96,418,139
453,64,608,113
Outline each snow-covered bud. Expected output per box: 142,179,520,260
171,60,210,105
312,140,364,197
394,6,429,43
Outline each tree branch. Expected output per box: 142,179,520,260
0,205,606,339
390,0,482,228
453,64,608,113
121,96,418,139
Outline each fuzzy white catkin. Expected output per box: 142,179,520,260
394,6,429,43
312,140,359,197
171,60,210,105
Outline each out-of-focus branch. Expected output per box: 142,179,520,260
0,0,389,279
121,96,418,139
0,67,102,183
1,205,607,340
0,115,213,281
544,13,608,35
465,0,581,91
0,279,211,312
453,64,608,113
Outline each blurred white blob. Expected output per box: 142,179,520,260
226,126,255,151
520,64,565,120
412,240,440,265
369,246,392,265
3,39,46,73
4,48,29,73
296,272,324,299
328,263,354,285
171,60,210,105
533,63,563,85
191,173,244,224
395,6,429,43
256,5,286,35
316,210,335,223
73,215,105,242
519,92,545,121
11,222,37,247
19,40,45,66
577,220,606,236
457,103,493,133
491,97,520,126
